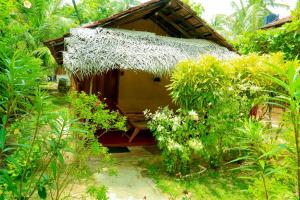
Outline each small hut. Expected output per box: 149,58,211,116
45,0,237,146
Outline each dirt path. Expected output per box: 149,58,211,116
90,146,168,200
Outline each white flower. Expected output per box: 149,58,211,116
188,139,203,151
188,110,199,121
172,116,181,131
157,125,164,132
24,0,32,8
143,109,150,118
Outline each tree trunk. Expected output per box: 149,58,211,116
72,0,83,25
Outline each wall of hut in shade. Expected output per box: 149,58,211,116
118,70,176,113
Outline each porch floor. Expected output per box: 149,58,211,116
96,129,156,147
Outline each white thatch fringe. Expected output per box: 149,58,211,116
63,27,238,77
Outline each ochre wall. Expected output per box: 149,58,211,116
118,18,169,36
118,70,176,113
116,19,174,112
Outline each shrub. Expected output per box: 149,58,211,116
168,55,263,167
233,11,300,60
0,91,82,199
70,91,127,134
145,107,204,174
148,54,294,172
230,119,295,200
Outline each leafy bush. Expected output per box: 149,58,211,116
264,62,300,199
147,54,295,173
168,55,263,167
87,185,108,200
230,119,294,200
145,107,204,174
0,89,120,199
233,11,300,60
70,91,127,134
0,50,44,122
0,91,76,199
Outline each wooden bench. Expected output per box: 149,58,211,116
116,105,149,143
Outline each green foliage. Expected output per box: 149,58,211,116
234,24,300,60
63,0,140,24
210,0,289,38
145,108,204,174
230,120,293,199
0,91,69,199
87,185,108,200
0,91,113,199
0,50,44,121
0,0,75,71
148,54,295,174
167,55,267,167
234,10,300,60
264,61,300,199
182,0,204,17
141,158,250,200
70,91,127,134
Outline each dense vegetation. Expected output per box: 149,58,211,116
211,0,290,38
233,7,300,60
0,0,299,199
145,54,300,199
0,0,132,199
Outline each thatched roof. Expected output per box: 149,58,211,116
44,0,235,66
261,16,291,29
64,27,237,77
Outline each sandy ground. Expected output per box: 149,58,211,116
89,146,168,200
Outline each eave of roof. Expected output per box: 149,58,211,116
64,27,238,77
44,0,235,65
261,16,292,29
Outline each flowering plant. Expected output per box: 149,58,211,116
70,92,127,134
145,107,204,174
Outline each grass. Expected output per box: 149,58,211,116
49,93,70,106
141,158,251,200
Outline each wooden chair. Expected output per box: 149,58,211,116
115,105,149,143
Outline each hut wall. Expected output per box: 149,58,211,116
116,19,173,112
118,18,169,36
118,70,176,112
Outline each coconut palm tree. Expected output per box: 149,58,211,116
211,0,289,38
228,0,286,34
0,0,76,68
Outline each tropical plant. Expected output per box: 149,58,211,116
264,61,300,199
64,0,133,24
211,0,289,38
182,0,204,17
87,185,108,200
168,55,266,166
0,50,43,122
0,90,113,199
145,107,204,174
230,119,292,200
0,0,75,70
234,8,300,60
70,92,127,132
0,91,69,199
151,54,291,172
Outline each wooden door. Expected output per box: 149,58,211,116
78,70,119,108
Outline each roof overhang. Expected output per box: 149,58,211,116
63,27,238,78
44,0,235,65
261,16,291,29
